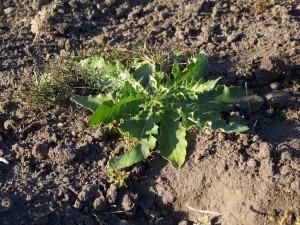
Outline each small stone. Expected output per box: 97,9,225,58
57,123,64,127
4,7,16,15
178,221,189,225
247,158,257,168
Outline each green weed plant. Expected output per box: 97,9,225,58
72,53,262,169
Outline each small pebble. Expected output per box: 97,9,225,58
0,157,9,165
247,158,257,168
4,7,16,15
178,221,189,225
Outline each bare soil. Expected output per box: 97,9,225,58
1,0,300,225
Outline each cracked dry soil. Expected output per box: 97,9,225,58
0,0,300,225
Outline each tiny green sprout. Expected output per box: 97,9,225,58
121,131,138,151
269,0,276,4
106,167,131,188
194,216,211,225
268,210,300,225
105,123,119,135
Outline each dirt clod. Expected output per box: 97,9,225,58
0,197,13,213
121,194,134,211
265,91,291,108
259,142,272,159
93,195,108,211
106,184,117,204
48,144,78,164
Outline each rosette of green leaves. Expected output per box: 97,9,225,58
72,55,262,169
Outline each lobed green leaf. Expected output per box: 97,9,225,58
79,57,144,94
187,77,222,94
88,94,146,126
108,110,159,169
192,110,249,132
71,94,113,112
172,85,258,112
132,62,155,89
158,113,187,168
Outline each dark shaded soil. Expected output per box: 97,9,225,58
0,0,300,224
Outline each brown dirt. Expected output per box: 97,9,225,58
1,0,300,225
